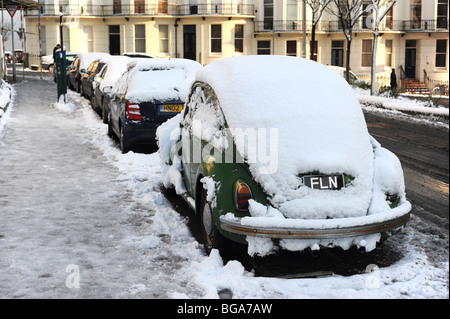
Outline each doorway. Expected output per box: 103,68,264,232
183,25,196,61
109,25,120,55
405,40,417,79
331,40,344,67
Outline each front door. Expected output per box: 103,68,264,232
109,25,120,55
183,25,196,61
405,40,417,79
331,40,344,67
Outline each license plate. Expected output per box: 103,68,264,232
159,104,183,113
303,174,345,190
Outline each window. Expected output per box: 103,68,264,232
211,24,222,53
437,0,448,29
331,40,344,66
286,41,296,57
158,0,168,14
286,0,297,21
436,39,447,68
234,24,244,53
385,39,393,67
310,40,318,61
159,25,169,54
361,39,372,67
40,25,47,55
83,26,93,52
135,0,145,14
113,0,121,14
411,0,422,29
135,25,146,52
362,2,372,29
264,0,273,30
385,5,393,29
257,41,271,55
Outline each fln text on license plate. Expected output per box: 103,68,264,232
303,174,345,190
159,104,183,113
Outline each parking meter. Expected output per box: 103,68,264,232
56,49,67,103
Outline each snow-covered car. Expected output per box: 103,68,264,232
92,55,132,123
158,55,411,257
108,58,202,153
67,52,110,93
79,56,111,106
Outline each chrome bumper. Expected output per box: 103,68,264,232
220,208,411,240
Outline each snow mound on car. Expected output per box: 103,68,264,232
196,55,374,219
113,58,202,104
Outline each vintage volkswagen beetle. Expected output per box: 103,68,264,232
158,56,411,257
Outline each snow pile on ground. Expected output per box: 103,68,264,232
0,80,13,134
355,88,449,117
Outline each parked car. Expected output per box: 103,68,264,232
79,56,111,105
108,58,202,153
67,52,110,93
327,65,361,84
53,51,78,82
158,55,411,257
41,54,54,71
92,55,132,123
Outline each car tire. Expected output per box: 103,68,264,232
107,113,114,138
200,188,227,255
102,99,109,124
119,125,130,154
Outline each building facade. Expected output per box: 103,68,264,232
22,0,449,91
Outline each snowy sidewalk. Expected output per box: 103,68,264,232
0,79,198,298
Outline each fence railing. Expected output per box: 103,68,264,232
254,19,448,33
24,3,255,17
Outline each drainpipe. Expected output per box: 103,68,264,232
174,18,180,58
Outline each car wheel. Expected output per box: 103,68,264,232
107,113,114,138
48,65,54,72
200,188,227,255
119,125,130,154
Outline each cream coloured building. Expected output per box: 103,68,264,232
23,0,449,92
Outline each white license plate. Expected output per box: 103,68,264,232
303,174,345,190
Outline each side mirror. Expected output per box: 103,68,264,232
103,86,112,94
80,68,86,74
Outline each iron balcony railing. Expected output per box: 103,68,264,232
255,19,448,33
24,3,255,17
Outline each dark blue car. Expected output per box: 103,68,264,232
107,58,202,153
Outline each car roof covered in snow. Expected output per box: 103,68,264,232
113,58,202,103
77,52,111,71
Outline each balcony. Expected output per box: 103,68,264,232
24,3,255,18
254,19,448,33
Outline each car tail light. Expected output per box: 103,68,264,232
126,102,142,121
235,181,252,211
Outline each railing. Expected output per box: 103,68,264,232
24,3,255,17
254,19,448,33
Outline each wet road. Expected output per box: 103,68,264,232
365,112,449,231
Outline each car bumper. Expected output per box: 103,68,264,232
220,201,411,240
124,120,160,145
